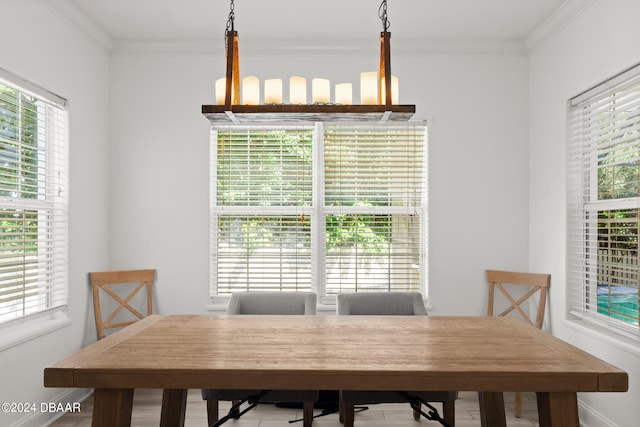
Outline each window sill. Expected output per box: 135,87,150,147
205,299,338,314
205,303,228,313
563,317,640,357
0,309,71,352
205,298,430,315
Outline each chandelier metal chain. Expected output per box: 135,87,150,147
225,0,236,45
379,0,390,31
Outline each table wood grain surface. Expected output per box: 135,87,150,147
44,315,628,427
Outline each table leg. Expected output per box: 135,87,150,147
478,392,506,427
536,392,579,427
92,388,134,427
160,389,188,427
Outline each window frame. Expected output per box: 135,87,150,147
567,61,640,340
208,122,428,305
0,67,69,348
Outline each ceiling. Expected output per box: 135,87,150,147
61,0,569,49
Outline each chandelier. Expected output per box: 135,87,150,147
202,0,415,124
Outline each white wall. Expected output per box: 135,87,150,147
0,3,530,426
108,46,530,316
529,0,640,425
5,0,637,425
108,52,214,313
0,1,110,426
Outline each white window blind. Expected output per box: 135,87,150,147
568,62,640,338
210,123,427,300
323,125,425,294
212,128,313,294
0,70,69,325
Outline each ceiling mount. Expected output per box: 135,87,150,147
202,0,416,124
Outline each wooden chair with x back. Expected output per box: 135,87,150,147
90,269,156,340
485,269,551,418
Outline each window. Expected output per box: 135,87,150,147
210,123,426,302
0,69,68,328
568,62,640,338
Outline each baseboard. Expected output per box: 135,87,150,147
578,398,620,427
10,388,91,427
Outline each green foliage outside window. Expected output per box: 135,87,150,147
0,84,40,200
0,84,41,258
595,106,640,324
218,130,394,253
218,130,312,207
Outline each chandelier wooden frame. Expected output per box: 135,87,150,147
202,13,416,124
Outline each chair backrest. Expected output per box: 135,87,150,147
90,269,156,339
485,270,551,329
226,291,317,315
336,292,427,316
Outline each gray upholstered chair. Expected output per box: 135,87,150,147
202,291,319,427
336,292,458,427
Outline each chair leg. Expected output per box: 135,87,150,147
338,394,344,424
514,391,522,418
413,402,421,420
443,400,455,426
303,401,314,427
206,399,219,425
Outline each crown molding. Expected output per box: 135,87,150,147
110,39,221,57
525,0,597,55
41,0,114,53
110,38,527,58
396,40,526,57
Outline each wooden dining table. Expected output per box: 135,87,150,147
44,314,628,427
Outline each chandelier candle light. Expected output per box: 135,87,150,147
202,0,415,123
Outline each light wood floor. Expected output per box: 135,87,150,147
48,389,539,427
